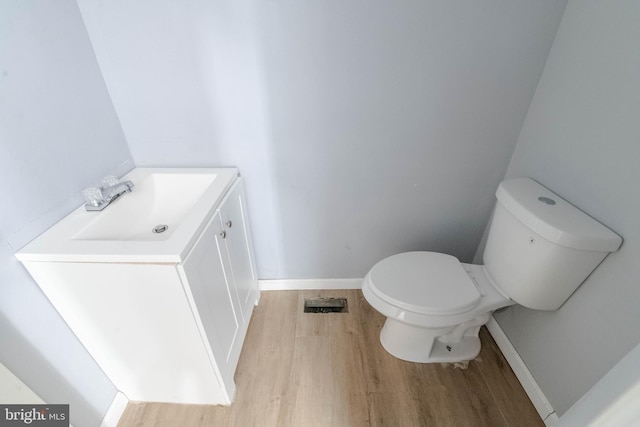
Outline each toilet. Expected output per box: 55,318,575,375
362,178,622,363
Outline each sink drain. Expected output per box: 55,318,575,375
152,224,169,234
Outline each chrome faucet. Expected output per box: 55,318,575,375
83,177,134,211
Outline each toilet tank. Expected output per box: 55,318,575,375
483,178,622,310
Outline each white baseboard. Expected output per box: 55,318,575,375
259,278,362,291
486,316,558,426
100,391,129,427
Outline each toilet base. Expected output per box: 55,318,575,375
379,317,483,363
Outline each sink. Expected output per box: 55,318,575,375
74,172,216,241
16,168,239,263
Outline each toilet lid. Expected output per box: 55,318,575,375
366,252,481,316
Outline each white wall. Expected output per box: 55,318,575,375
493,0,640,416
560,340,640,427
78,0,567,279
0,1,133,425
0,361,44,404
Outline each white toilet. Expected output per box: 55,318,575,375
362,178,622,363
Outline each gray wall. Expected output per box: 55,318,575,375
492,0,640,416
0,1,132,425
78,0,567,279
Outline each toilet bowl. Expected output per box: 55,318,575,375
362,178,622,364
362,251,512,363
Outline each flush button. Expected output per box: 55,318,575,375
152,224,169,234
538,196,556,205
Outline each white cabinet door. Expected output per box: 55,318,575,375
219,178,259,323
179,211,241,396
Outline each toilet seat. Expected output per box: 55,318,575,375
366,252,481,316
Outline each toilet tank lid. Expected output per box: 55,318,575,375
496,178,622,252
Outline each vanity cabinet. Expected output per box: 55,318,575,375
18,172,259,405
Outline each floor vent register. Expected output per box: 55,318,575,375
303,297,349,313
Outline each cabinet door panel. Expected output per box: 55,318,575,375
219,179,258,322
180,212,240,386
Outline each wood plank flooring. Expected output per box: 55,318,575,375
117,290,543,427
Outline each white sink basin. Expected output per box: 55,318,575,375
16,168,238,263
74,172,216,241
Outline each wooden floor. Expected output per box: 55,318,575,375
117,290,543,427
